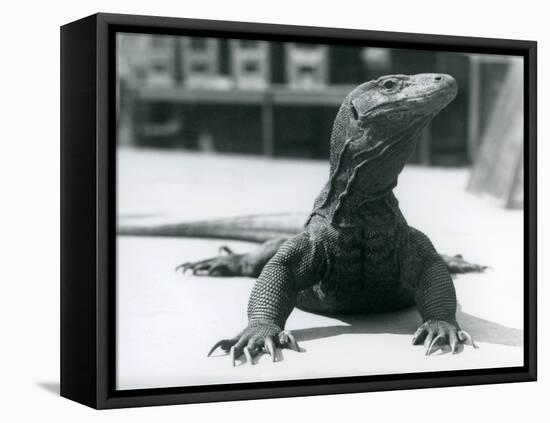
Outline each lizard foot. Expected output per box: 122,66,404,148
412,319,478,355
207,322,301,366
442,254,488,274
175,246,250,276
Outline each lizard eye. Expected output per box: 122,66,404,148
383,80,395,90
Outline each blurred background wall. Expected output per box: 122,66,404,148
117,33,524,208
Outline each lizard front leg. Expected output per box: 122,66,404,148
403,228,477,355
208,231,326,365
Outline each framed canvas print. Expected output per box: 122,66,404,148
60,12,537,409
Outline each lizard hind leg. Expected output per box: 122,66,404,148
441,254,489,274
175,237,288,278
175,252,249,277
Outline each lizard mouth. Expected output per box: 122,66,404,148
405,75,458,112
358,87,457,122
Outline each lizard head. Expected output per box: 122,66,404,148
344,73,457,155
315,73,457,224
329,73,457,190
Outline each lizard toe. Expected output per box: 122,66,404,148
175,253,245,277
207,337,239,357
443,254,489,274
458,329,479,349
278,330,301,352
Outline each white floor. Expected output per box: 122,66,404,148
116,148,524,390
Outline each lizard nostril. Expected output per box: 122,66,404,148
434,76,442,81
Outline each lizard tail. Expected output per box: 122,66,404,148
117,212,307,243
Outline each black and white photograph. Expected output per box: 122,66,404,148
115,31,525,390
3,0,548,418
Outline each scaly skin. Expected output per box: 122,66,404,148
179,74,481,364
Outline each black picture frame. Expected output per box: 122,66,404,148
60,12,537,409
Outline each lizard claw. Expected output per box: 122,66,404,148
442,254,489,274
230,346,237,367
413,320,478,355
243,346,254,365
219,245,234,255
175,251,246,276
208,323,301,366
175,258,217,274
175,262,192,274
278,330,301,352
458,330,478,349
426,333,445,356
264,336,276,362
207,338,238,357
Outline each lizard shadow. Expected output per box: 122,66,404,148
291,304,523,349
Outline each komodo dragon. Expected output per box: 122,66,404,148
119,73,486,365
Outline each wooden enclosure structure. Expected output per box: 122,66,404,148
117,34,520,168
